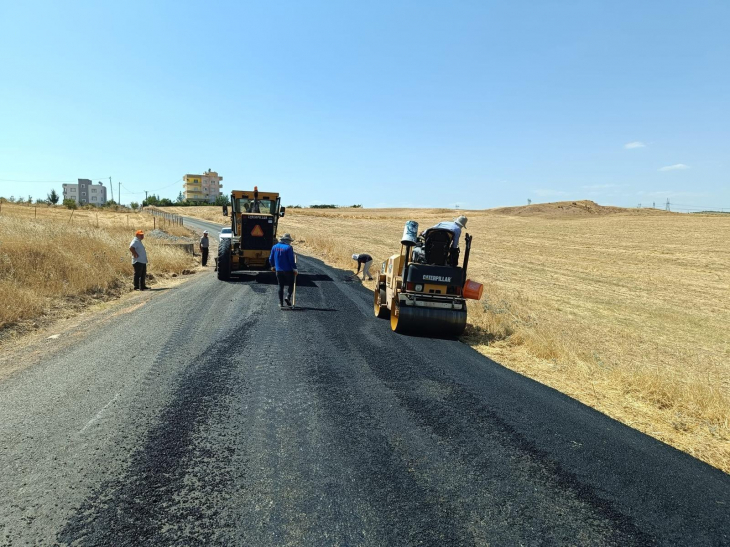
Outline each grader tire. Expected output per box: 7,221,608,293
217,238,232,280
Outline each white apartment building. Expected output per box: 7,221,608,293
62,179,108,205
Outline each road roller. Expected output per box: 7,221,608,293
373,220,483,336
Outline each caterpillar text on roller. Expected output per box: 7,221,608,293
373,220,483,336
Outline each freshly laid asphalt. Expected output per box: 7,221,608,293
0,216,727,546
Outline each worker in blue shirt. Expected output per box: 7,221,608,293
269,233,298,308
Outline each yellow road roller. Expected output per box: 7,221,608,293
373,220,483,336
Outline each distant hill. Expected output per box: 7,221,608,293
488,200,671,217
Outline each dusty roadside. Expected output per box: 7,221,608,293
0,269,205,381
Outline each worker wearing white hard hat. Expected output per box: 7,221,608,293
426,215,468,249
352,253,374,280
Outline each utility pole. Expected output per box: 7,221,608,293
145,190,148,204
109,177,113,202
665,199,670,212
119,181,121,206
527,199,532,205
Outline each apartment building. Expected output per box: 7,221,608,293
62,179,108,205
183,169,223,203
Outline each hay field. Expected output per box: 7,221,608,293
174,202,730,473
0,203,195,331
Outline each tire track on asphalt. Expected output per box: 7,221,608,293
238,264,465,545
298,256,653,545
58,280,260,546
296,253,730,545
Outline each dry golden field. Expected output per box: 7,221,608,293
0,203,195,332
173,202,730,473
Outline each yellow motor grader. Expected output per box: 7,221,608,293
217,187,285,280
373,221,483,335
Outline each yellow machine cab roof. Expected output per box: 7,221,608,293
231,189,279,200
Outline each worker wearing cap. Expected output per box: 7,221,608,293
352,253,373,280
269,233,298,309
200,230,210,266
129,230,148,290
426,215,468,248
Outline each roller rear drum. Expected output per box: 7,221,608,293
390,301,466,336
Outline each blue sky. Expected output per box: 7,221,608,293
1,0,728,211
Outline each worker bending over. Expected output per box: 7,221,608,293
352,253,374,280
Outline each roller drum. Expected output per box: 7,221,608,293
390,302,467,337
374,286,389,319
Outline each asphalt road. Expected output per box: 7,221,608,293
0,217,728,546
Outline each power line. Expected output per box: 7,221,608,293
0,177,110,183
118,179,183,196
150,178,183,192
121,183,145,195
0,179,74,183
671,202,730,210
0,176,183,194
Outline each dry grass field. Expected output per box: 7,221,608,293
0,203,196,332
173,202,730,473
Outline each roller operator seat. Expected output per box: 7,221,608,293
422,229,454,266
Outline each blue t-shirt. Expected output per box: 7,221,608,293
269,243,297,271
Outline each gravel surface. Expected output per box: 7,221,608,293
0,217,727,546
146,228,194,242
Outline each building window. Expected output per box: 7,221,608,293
92,197,97,201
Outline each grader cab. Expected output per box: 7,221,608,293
217,187,285,280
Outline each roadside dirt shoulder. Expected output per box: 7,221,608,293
0,270,204,381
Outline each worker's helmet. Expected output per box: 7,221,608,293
454,215,468,228
352,254,358,260
135,230,144,237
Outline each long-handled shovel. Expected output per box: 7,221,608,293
290,252,299,310
291,273,298,309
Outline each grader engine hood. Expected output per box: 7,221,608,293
239,214,275,250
